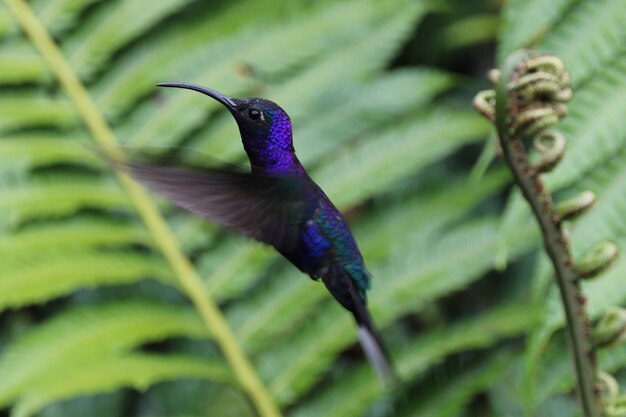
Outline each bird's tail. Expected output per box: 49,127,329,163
357,323,396,385
347,284,398,388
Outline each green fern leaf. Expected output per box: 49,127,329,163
538,0,626,83
0,134,96,168
199,239,275,301
12,353,232,417
123,0,428,149
0,94,75,132
570,153,626,248
498,0,578,59
536,334,626,407
0,250,172,311
0,41,48,84
0,300,207,408
519,325,626,414
542,237,626,331
291,304,530,417
0,4,17,38
91,0,292,119
0,217,148,259
296,70,454,164
316,110,490,208
0,176,129,227
32,0,105,35
547,53,626,190
63,0,195,80
400,354,515,417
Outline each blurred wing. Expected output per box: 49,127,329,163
123,161,307,254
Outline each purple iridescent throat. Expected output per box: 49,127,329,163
240,107,305,176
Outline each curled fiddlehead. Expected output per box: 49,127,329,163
473,50,619,417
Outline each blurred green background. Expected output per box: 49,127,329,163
0,0,625,416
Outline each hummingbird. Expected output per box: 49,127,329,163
122,82,395,383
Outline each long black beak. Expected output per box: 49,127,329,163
157,82,238,112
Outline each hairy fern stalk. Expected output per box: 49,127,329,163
0,0,625,416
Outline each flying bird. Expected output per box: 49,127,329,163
121,82,395,383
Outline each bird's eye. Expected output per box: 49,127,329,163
248,109,261,120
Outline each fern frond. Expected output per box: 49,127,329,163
4,0,280,413
291,304,530,417
535,332,626,407
12,353,231,417
0,4,16,38
0,300,207,408
401,354,515,417
124,0,428,149
0,217,148,258
547,53,626,189
0,94,75,132
0,40,48,84
33,0,105,35
0,134,96,168
541,236,626,332
0,250,172,311
0,176,129,226
63,0,195,80
442,14,500,50
297,70,453,163
92,0,292,118
538,0,626,83
232,0,408,79
231,269,324,354
199,239,274,301
358,171,509,261
570,152,626,248
496,53,626,265
498,0,578,59
515,131,626,415
316,110,490,207
518,322,626,415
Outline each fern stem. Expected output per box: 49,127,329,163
495,51,601,417
3,1,282,416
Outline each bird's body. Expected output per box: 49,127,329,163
123,83,393,383
285,178,371,305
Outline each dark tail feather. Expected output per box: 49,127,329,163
357,324,395,385
347,283,399,388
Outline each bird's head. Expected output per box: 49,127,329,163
157,83,294,163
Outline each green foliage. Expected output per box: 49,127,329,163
0,301,208,408
11,353,232,417
498,0,577,61
1,0,624,415
0,41,48,84
0,94,75,131
62,0,195,80
0,175,129,226
292,304,530,417
398,354,515,417
493,0,626,415
0,250,172,310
